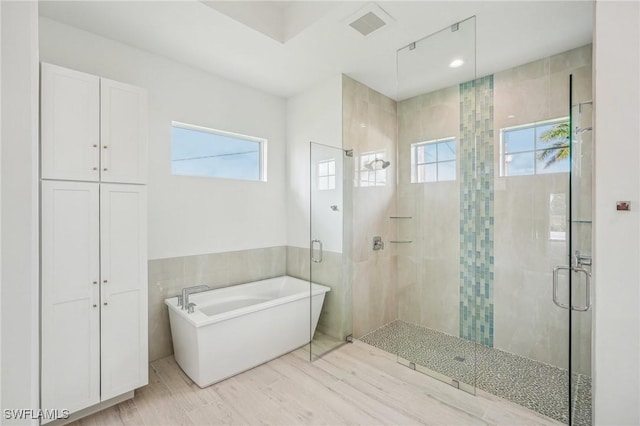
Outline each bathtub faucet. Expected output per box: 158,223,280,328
180,285,210,310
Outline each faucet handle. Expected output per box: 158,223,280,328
187,302,196,314
177,295,183,307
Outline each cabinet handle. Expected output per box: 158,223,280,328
103,279,108,283
92,281,97,285
93,144,97,148
93,304,97,308
103,168,108,172
103,302,108,306
103,145,108,149
93,167,97,171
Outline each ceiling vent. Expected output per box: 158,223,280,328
349,11,386,36
346,3,394,37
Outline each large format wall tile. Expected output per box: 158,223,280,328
343,75,398,338
492,45,592,373
397,82,461,338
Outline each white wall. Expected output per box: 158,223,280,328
39,17,287,260
285,75,343,251
593,1,640,424
1,2,40,424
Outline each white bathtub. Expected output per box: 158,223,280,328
165,275,330,388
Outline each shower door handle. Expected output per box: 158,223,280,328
553,266,572,309
311,239,323,263
571,266,591,311
552,265,592,311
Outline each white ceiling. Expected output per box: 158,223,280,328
38,0,594,100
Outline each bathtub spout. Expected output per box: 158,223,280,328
181,285,210,310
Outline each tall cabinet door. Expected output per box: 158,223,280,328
100,79,148,184
100,184,148,400
41,63,100,181
41,181,100,414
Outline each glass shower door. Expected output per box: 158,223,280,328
569,73,593,426
489,64,574,423
309,142,352,360
395,17,478,394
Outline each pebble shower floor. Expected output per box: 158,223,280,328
360,320,591,425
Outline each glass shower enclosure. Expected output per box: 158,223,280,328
390,16,593,425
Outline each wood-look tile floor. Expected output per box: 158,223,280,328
70,341,562,426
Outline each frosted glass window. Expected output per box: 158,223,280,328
501,118,569,177
318,159,336,190
172,122,266,181
411,138,456,183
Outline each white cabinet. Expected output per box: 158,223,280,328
41,63,100,182
41,63,148,183
41,181,101,414
40,63,148,421
41,182,148,416
100,79,148,184
100,184,148,399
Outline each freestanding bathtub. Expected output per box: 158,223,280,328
165,275,330,388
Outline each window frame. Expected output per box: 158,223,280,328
499,117,569,177
410,137,457,183
171,121,267,182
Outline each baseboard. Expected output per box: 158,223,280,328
43,391,134,426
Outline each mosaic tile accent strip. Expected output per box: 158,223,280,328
459,76,495,347
360,320,592,425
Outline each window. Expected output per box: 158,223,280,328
357,151,387,187
171,122,266,181
411,138,456,183
501,118,569,177
317,159,336,190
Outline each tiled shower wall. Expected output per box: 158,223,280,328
396,45,592,373
493,44,592,374
342,76,398,338
396,84,461,337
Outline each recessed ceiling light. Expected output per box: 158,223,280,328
359,123,367,128
507,114,516,118
449,59,464,68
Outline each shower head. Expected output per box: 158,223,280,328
364,158,391,170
